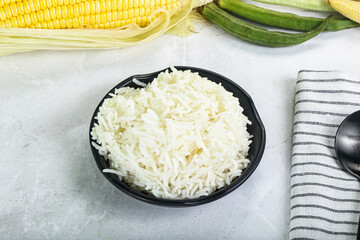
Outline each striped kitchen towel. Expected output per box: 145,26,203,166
290,70,360,240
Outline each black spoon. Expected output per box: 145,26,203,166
335,110,360,240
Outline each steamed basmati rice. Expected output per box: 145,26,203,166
91,68,251,199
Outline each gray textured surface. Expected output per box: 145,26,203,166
1,4,359,239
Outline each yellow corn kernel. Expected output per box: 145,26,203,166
43,8,50,21
73,4,79,16
52,0,58,7
83,14,90,24
0,20,5,27
53,19,60,28
37,10,44,22
90,1,95,13
106,10,112,21
117,10,122,19
95,0,101,13
78,2,85,14
49,6,56,19
41,21,48,28
100,11,106,22
114,19,121,27
116,0,122,10
28,0,35,12
67,4,73,17
149,0,155,8
17,16,26,27
111,0,117,11
33,0,41,11
47,20,54,28
72,17,79,27
89,14,95,24
9,2,18,16
0,7,5,20
23,1,31,14
4,4,11,18
55,6,61,18
78,15,84,25
4,18,11,27
61,5,67,18
84,1,90,14
59,18,66,27
100,0,106,11
40,0,47,10
46,0,52,8
134,8,139,17
139,7,144,16
16,2,24,15
123,9,128,19
65,17,72,27
10,16,18,26
29,12,38,24
23,13,31,25
112,10,117,20
104,0,111,11
128,8,133,18
95,12,100,23
145,8,150,17
123,0,128,9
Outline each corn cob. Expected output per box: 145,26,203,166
0,0,181,29
329,0,360,23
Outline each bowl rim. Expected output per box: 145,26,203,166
89,66,266,207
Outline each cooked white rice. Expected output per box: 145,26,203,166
91,68,251,199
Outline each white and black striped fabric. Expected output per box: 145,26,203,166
290,70,360,240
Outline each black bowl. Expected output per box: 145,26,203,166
89,66,266,207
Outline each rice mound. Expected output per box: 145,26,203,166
91,68,251,199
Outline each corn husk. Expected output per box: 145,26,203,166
166,0,212,37
0,0,196,56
